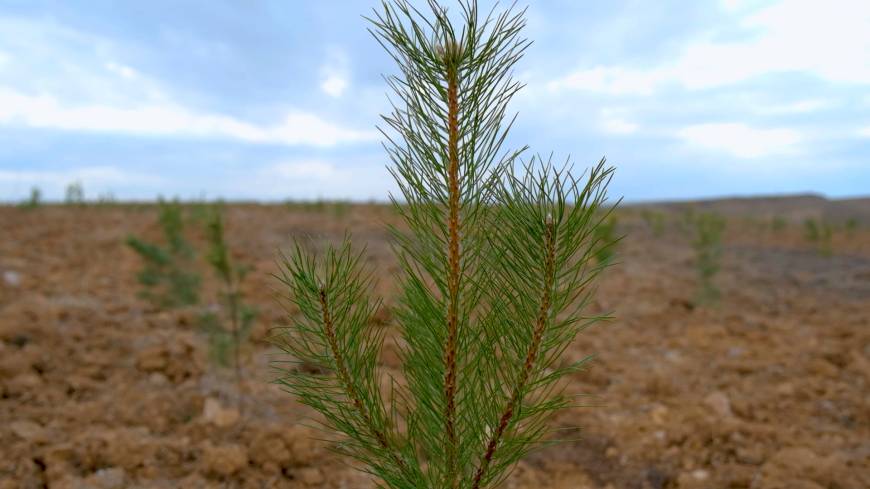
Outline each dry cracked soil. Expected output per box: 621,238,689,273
1,197,868,489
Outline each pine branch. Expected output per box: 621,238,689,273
471,212,556,489
273,239,424,488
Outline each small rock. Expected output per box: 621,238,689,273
776,382,795,396
249,430,292,469
202,398,240,428
767,447,822,470
201,443,248,477
86,467,126,489
283,425,324,466
808,358,838,377
650,404,668,424
148,372,168,385
703,391,732,418
736,446,765,465
136,346,167,372
2,270,21,287
691,469,709,480
298,467,324,486
10,420,50,443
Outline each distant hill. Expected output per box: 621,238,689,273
627,194,870,224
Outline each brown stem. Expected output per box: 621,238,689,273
227,282,243,412
471,217,557,489
317,288,408,474
443,60,461,488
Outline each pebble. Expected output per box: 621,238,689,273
298,467,324,486
87,467,126,489
10,420,50,443
202,397,240,428
650,404,669,424
2,270,20,287
201,443,248,476
703,391,733,418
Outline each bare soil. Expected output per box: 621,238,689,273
1,199,868,489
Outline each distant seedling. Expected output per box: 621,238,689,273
593,213,620,265
65,181,85,205
19,187,42,210
692,212,726,305
770,216,787,232
200,207,257,397
126,200,201,308
804,218,833,256
641,209,665,236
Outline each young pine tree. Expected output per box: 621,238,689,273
692,212,726,305
593,213,620,265
19,187,41,210
126,200,201,308
273,2,617,488
200,207,256,398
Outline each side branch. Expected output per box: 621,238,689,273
317,288,407,473
471,216,557,489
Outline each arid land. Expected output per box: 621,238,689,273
1,195,868,489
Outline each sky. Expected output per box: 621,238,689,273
0,0,868,203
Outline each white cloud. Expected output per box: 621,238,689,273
754,99,833,115
0,166,163,198
547,66,660,95
677,123,801,158
858,126,870,138
319,47,350,98
0,88,377,146
241,159,392,200
321,75,348,98
599,108,639,134
0,18,371,145
105,62,138,79
549,0,870,95
267,160,343,181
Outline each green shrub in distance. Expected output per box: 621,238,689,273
692,212,726,305
126,200,201,308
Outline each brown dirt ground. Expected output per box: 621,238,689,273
1,201,868,489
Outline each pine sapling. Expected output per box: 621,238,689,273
272,2,617,488
804,217,832,256
593,213,620,265
201,207,256,400
65,181,85,205
641,209,665,237
18,187,41,210
692,212,726,305
126,200,201,308
770,216,787,232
